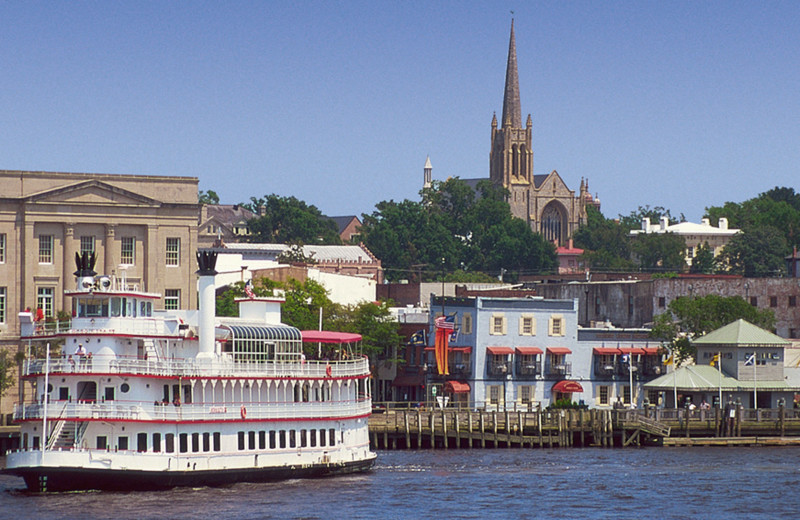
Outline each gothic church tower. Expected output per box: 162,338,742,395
489,19,534,222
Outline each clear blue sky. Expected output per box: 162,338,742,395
3,2,799,222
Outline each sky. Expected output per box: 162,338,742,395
2,2,799,222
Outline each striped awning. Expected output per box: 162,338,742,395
225,325,302,342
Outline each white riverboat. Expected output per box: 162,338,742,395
3,251,376,492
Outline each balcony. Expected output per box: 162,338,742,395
546,362,572,378
594,363,616,380
487,363,510,379
516,361,541,379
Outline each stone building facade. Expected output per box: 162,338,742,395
0,170,200,419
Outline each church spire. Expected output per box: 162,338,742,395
501,19,522,129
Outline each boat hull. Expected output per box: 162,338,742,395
4,454,377,492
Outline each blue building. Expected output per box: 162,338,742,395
425,295,663,410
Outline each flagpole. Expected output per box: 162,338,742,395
754,353,758,410
717,351,722,409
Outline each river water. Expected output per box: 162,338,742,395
2,447,800,519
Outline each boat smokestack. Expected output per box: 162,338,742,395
196,251,218,359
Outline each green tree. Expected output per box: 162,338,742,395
244,194,342,245
215,278,282,317
618,205,682,231
690,242,717,274
280,278,334,331
719,227,787,277
573,206,635,271
0,348,16,412
199,190,220,205
630,232,687,272
327,300,402,361
651,294,775,363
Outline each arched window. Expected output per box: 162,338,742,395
541,204,565,245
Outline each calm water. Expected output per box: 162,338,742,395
3,447,800,519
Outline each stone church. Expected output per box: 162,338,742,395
430,20,600,246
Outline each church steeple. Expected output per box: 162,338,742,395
501,19,522,129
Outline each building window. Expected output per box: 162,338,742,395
648,390,660,406
598,385,610,406
790,296,797,308
750,296,758,307
623,385,631,405
488,385,503,406
658,297,666,308
39,235,53,264
121,237,135,265
37,287,54,318
80,236,95,255
490,314,506,335
518,385,534,405
0,287,5,324
519,315,535,336
770,296,778,308
166,237,180,266
164,289,180,310
549,315,564,337
462,313,473,335
0,233,5,263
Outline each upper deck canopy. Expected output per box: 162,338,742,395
301,331,362,344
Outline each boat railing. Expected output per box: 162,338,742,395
15,398,372,423
24,355,370,379
26,317,170,338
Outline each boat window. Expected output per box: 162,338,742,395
110,298,121,317
289,430,296,448
258,431,266,450
329,428,336,447
104,387,115,401
96,436,106,450
191,432,200,452
238,431,245,450
153,433,161,452
309,429,316,448
318,429,326,447
165,433,174,453
300,429,307,448
179,433,188,453
203,432,210,452
279,430,286,449
140,300,152,317
213,432,221,452
126,298,136,317
137,433,147,452
248,431,256,450
79,298,109,318
118,436,128,451
269,431,276,449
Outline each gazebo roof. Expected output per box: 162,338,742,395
644,365,789,392
692,319,789,348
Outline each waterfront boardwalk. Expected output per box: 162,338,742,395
369,406,800,449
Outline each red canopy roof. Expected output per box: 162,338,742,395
552,380,584,393
642,347,661,355
547,347,572,355
300,331,362,344
619,347,645,355
487,346,514,355
515,347,544,355
444,381,471,394
593,347,622,355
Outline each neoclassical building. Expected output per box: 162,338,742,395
0,170,200,349
485,21,599,245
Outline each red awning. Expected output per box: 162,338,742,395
546,347,572,355
444,381,471,394
593,347,622,355
301,331,362,344
450,347,473,353
642,347,661,355
487,346,514,355
515,347,543,355
619,347,645,355
552,380,584,393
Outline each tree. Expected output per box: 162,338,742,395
0,348,16,412
244,194,342,245
719,226,787,277
199,190,220,205
630,232,687,272
327,300,402,361
280,278,334,331
573,206,635,271
651,294,775,363
618,205,683,231
690,242,716,274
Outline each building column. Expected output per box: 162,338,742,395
104,224,116,277
62,223,75,311
144,224,159,294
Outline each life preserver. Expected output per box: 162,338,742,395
326,364,332,377
240,405,247,419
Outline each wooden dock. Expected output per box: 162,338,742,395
369,406,800,449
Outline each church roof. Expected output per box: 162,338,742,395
501,19,522,129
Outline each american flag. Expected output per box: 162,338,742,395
244,279,255,298
435,315,455,330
